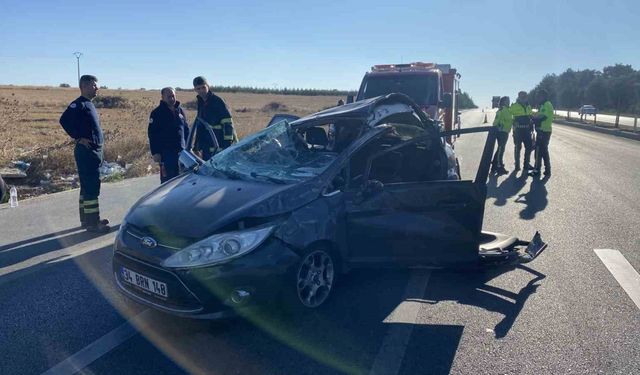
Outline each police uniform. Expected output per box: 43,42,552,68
59,96,106,229
148,101,190,183
509,101,534,170
491,105,513,173
532,100,554,176
195,91,236,160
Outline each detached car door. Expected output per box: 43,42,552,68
345,133,484,267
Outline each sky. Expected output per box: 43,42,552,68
0,0,638,107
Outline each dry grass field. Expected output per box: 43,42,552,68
0,85,343,197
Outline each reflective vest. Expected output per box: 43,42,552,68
538,101,554,132
493,107,513,133
509,102,532,128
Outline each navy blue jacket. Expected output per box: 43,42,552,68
59,96,104,149
148,101,189,155
195,91,235,152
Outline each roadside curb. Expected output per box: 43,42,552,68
553,119,640,141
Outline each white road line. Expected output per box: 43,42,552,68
368,270,431,375
594,249,640,310
40,309,151,375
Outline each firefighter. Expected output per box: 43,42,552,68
510,91,534,172
530,89,554,177
148,87,190,183
192,76,236,160
491,96,513,175
59,75,109,232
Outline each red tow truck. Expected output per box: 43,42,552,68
355,62,461,145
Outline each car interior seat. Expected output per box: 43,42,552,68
305,127,329,150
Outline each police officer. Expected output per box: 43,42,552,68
510,91,534,172
148,87,189,183
530,89,554,177
192,76,236,160
491,96,513,175
59,75,109,232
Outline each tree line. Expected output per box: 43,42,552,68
176,85,357,97
528,64,640,116
457,91,477,109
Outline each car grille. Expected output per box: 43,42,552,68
113,251,202,313
125,223,191,250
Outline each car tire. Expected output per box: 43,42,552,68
288,246,337,310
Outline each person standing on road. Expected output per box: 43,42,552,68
59,75,109,233
491,96,513,175
192,76,237,160
148,87,190,183
510,91,534,172
0,175,8,204
530,89,554,177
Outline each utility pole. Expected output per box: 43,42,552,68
73,52,83,85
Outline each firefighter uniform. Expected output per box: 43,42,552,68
59,96,106,229
509,102,533,170
533,100,554,175
148,101,190,183
491,105,513,173
195,91,236,160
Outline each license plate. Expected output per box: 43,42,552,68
121,267,168,298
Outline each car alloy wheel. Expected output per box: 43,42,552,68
296,249,335,308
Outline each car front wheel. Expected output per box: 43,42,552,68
294,247,336,308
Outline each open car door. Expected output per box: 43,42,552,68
345,131,484,267
345,126,547,268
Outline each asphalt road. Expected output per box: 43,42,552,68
1,110,639,375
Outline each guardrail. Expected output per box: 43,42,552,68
555,109,639,132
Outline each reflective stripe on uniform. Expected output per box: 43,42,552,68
224,135,234,140
221,118,232,124
84,199,98,205
84,207,100,213
209,147,216,152
209,124,222,129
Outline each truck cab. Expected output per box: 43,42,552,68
355,62,460,145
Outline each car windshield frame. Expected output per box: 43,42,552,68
196,120,338,184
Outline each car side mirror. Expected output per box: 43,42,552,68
440,93,453,108
179,150,202,171
346,95,354,104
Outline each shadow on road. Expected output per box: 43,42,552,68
0,227,81,252
0,225,120,269
421,265,546,339
515,176,549,219
487,171,529,206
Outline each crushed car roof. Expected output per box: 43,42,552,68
291,93,432,126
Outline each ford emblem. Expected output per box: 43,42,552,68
141,236,157,248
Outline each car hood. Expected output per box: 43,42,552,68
125,172,322,241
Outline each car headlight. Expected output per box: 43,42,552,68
162,225,275,269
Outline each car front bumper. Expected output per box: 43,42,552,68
112,237,300,319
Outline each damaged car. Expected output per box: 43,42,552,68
112,93,546,318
